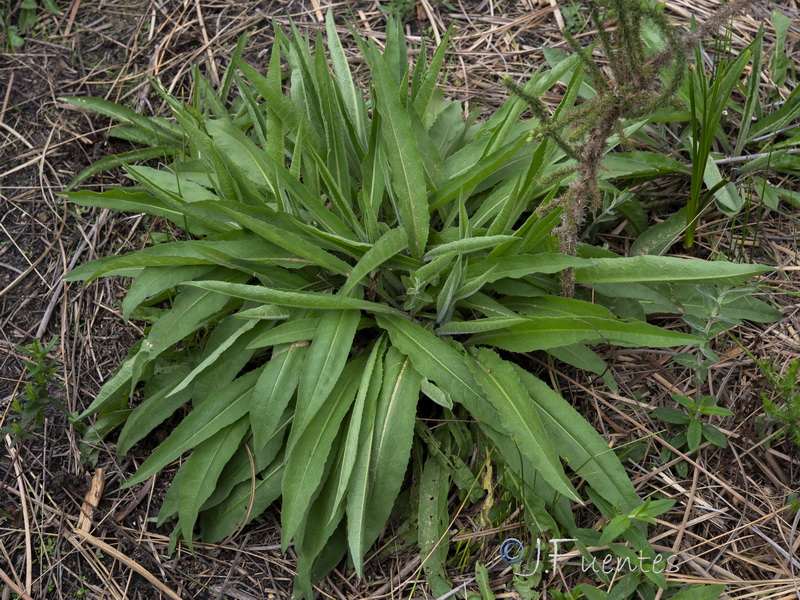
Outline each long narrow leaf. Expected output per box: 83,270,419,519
468,347,579,501
369,41,430,258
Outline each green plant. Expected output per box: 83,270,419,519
1,336,66,444
377,0,414,22
755,358,800,447
62,12,772,599
652,394,733,477
672,282,780,383
599,497,676,546
683,30,749,247
1,0,61,50
631,13,800,252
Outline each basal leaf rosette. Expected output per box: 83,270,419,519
63,16,773,596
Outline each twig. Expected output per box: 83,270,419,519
714,148,800,165
0,70,13,124
71,528,184,600
77,468,106,533
4,434,32,595
36,209,108,339
0,566,34,600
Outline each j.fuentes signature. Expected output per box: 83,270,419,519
499,538,679,577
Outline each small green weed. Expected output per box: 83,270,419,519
377,0,414,22
652,394,733,477
634,10,800,251
756,358,800,447
599,497,676,546
1,336,66,444
684,28,747,247
1,0,62,51
672,282,780,383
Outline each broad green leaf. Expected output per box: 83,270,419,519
701,423,728,448
667,585,726,600
591,282,675,315
214,202,353,276
353,347,422,569
281,360,361,550
237,58,322,154
423,235,516,261
468,316,699,351
512,364,639,511
651,407,689,424
304,143,363,237
460,292,521,318
328,336,386,535
130,270,250,386
487,139,550,236
420,379,452,409
358,112,385,243
187,318,269,409
77,351,137,419
414,253,455,285
115,362,195,455
376,313,496,425
428,134,528,211
341,228,408,295
630,208,688,256
122,265,214,322
201,411,290,514
125,164,219,203
293,440,349,599
411,27,452,120
200,451,285,543
516,295,615,319
574,256,771,285
598,514,632,545
703,160,741,216
475,563,495,600
123,369,259,488
370,40,429,258
66,147,181,192
183,281,407,315
435,317,529,336
516,205,564,254
314,32,351,198
205,117,282,195
60,96,183,145
293,309,360,440
246,318,319,349
452,264,498,302
601,153,689,178
549,344,617,393
428,101,466,156
468,348,579,501
687,418,702,452
165,319,261,399
65,233,301,282
63,188,222,235
674,284,782,324
436,256,464,325
418,454,450,581
251,342,307,457
233,305,290,320
326,11,365,140
177,417,250,550
465,254,589,283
